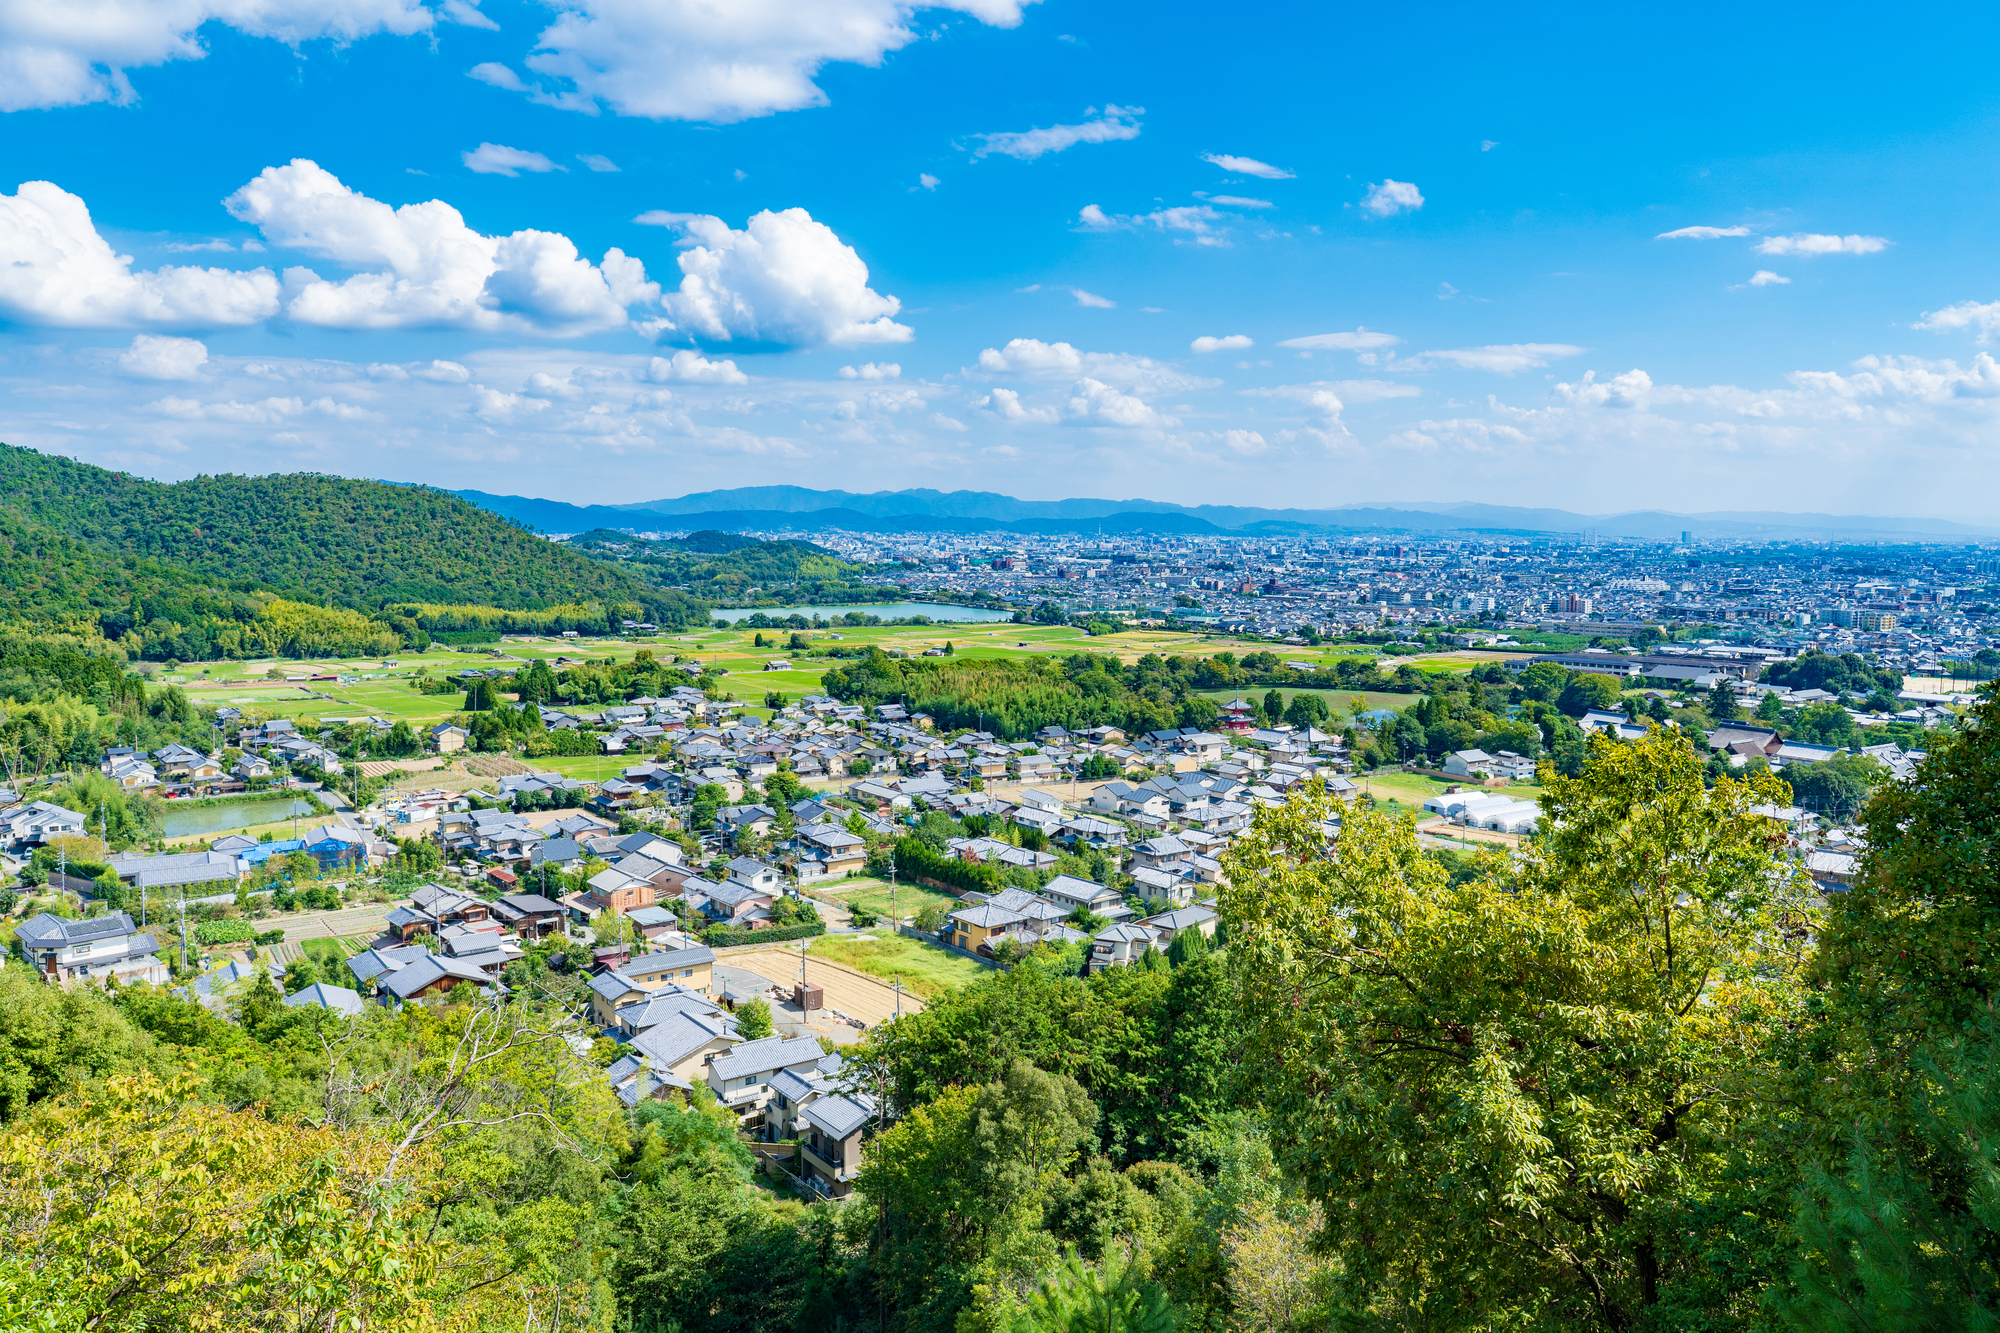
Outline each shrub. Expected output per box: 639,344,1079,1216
702,921,825,948
194,919,257,946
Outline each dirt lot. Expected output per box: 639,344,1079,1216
720,944,927,1028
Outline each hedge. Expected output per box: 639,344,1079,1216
704,921,826,949
194,919,257,945
893,838,1002,895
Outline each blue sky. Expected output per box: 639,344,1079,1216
3,0,1999,518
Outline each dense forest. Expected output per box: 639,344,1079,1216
3,689,1996,1331
0,445,707,657
563,527,904,606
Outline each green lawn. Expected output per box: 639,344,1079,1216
806,933,989,999
813,876,958,923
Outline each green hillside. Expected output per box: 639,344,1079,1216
0,444,708,658
563,526,889,602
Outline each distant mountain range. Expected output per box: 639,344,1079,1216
452,486,2000,543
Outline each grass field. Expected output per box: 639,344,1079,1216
1356,770,1545,806
1199,687,1419,719
156,622,1504,726
806,933,989,999
812,876,958,923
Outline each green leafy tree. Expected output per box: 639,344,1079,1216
1557,671,1624,716
1222,727,1811,1329
1001,1250,1177,1333
734,996,774,1041
1796,701,1862,749
1517,661,1571,702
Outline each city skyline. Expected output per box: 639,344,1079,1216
3,1,2000,518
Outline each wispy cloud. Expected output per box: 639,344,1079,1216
1754,232,1889,256
1917,299,2000,343
1201,153,1294,180
1411,343,1585,372
1070,288,1115,308
972,106,1142,160
463,143,564,176
1276,328,1401,351
1191,335,1252,353
1656,224,1751,240
1078,203,1226,247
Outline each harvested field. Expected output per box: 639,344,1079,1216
720,944,927,1028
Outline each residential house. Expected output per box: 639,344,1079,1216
947,902,1027,953
14,912,169,985
715,804,778,845
0,801,85,852
100,751,160,791
429,723,468,753
380,953,498,1005
300,823,366,870
285,982,366,1017
1131,836,1194,873
584,865,658,916
1038,874,1132,921
488,892,566,939
1138,904,1218,947
706,1035,828,1135
1089,922,1159,972
106,849,243,895
798,1091,878,1199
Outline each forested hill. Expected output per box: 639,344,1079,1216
0,446,670,612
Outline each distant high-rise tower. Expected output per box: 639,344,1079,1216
1680,530,1691,545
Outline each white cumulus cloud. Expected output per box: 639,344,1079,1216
1656,225,1752,240
511,0,1036,122
1276,328,1401,351
0,180,280,327
1200,153,1293,180
225,159,655,335
1747,270,1790,287
1754,233,1889,256
839,362,901,379
1917,300,2000,343
463,143,564,176
117,334,209,380
635,206,911,346
1554,368,1653,408
1067,377,1167,427
1191,334,1252,353
972,105,1142,160
974,338,1215,395
1361,179,1424,218
649,349,748,384
0,0,454,112
1221,428,1267,454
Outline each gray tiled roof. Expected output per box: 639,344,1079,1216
709,1034,824,1083
802,1092,876,1140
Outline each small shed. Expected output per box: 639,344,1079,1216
795,981,824,1012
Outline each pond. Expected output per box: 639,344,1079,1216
710,602,1013,625
161,798,317,839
